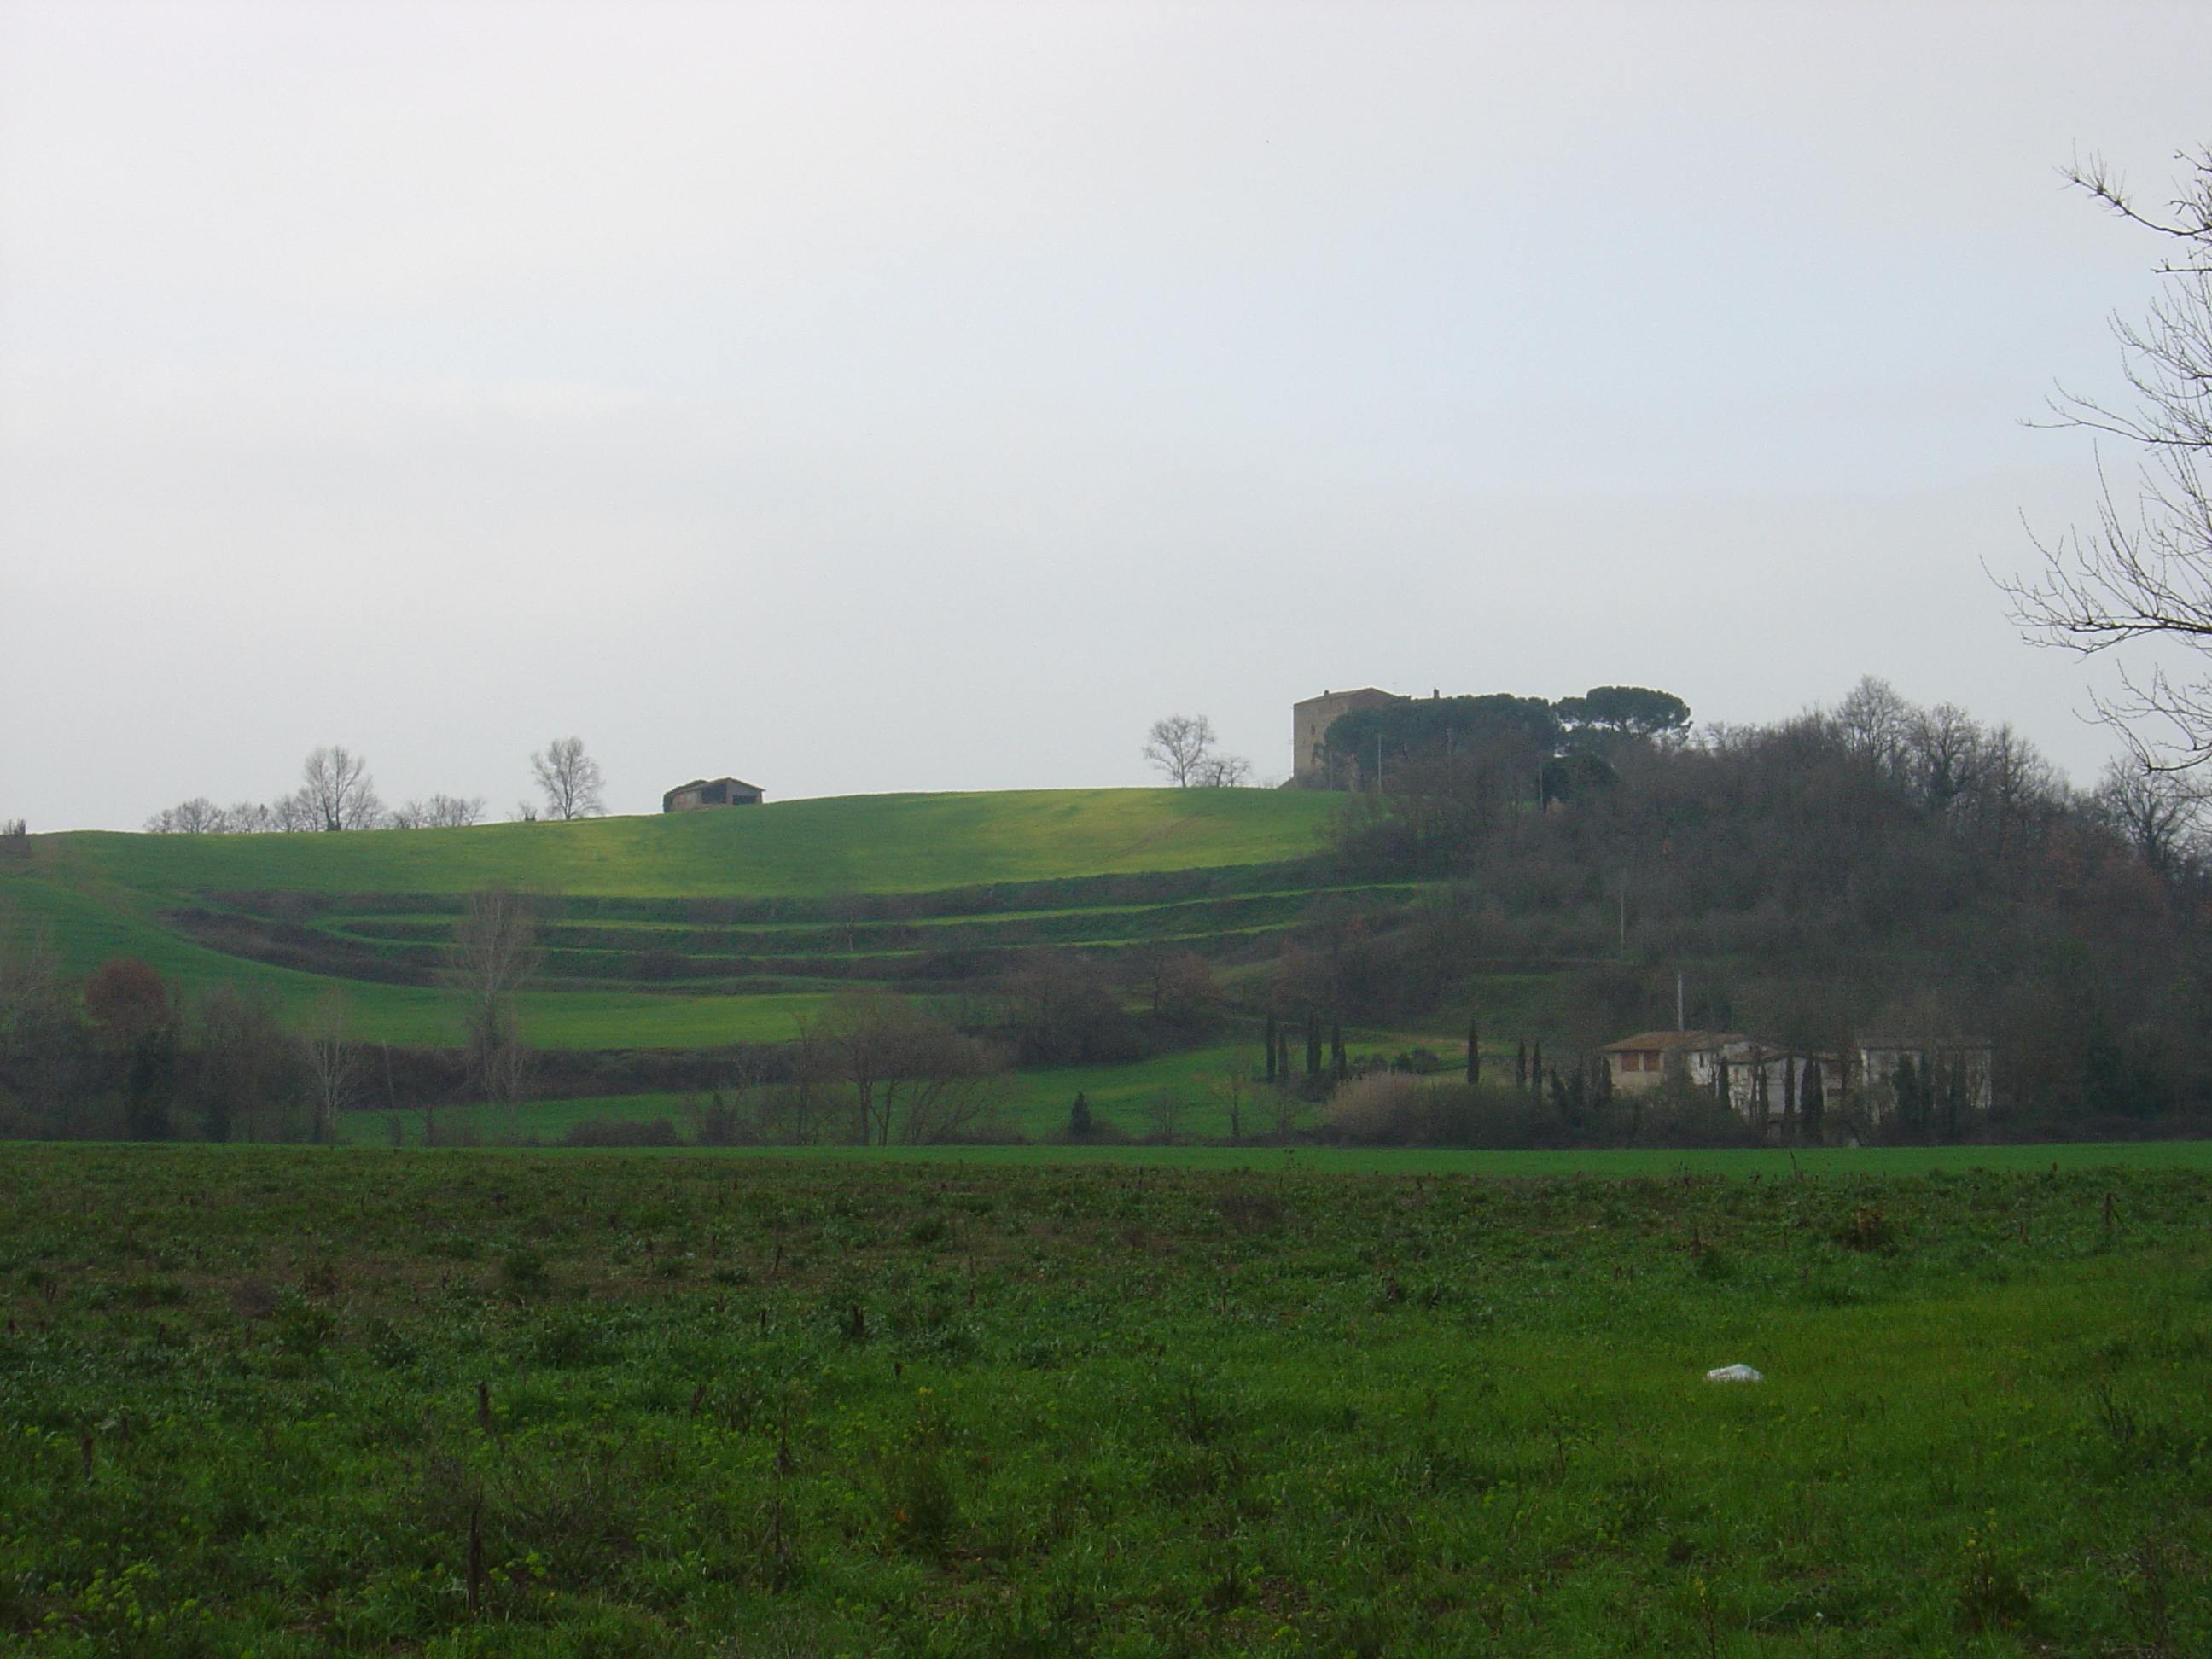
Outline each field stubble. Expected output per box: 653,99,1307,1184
0,1149,2208,1656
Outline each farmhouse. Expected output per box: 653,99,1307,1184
661,777,765,812
1605,1030,1842,1140
1604,1027,1994,1137
1601,1030,1747,1095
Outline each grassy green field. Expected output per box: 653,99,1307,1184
38,789,1340,899
3,1146,2208,1655
2,790,1365,1050
0,850,835,1045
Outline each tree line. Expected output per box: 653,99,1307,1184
143,737,607,833
1310,684,1690,797
0,942,341,1143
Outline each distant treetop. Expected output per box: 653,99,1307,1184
1553,686,1692,739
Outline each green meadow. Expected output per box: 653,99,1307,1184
40,789,1339,900
1,789,1357,1048
3,1145,2208,1656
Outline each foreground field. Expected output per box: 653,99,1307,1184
2,1150,2208,1656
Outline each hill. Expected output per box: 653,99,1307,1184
16,674,2212,1145
56,788,1339,898
0,789,1364,1048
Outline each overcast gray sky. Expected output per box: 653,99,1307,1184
4,1,2210,828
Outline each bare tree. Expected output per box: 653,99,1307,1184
445,888,543,1108
1144,1089,1188,1144
392,794,487,830
1143,713,1249,787
144,798,228,834
1202,1057,1253,1142
531,737,606,820
2004,149,2212,766
1830,676,1913,774
301,989,362,1144
290,747,387,831
818,992,1004,1144
760,1018,840,1144
188,983,313,1143
1902,702,1988,815
1144,714,1215,786
143,796,280,834
2092,755,2206,874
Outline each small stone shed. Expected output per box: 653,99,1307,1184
661,777,765,812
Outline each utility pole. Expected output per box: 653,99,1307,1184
1676,972,1685,1033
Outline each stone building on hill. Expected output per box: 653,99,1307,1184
662,777,765,812
1292,687,1397,786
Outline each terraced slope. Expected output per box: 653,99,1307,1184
3,789,1395,1047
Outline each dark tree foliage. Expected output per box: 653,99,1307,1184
1001,951,1146,1066
1323,694,1564,792
0,943,317,1142
1555,685,1693,746
83,958,171,1040
124,1027,178,1141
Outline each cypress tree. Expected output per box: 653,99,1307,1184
1516,1039,1528,1091
1895,1055,1923,1139
1531,1039,1544,1092
1068,1092,1092,1137
1306,1015,1322,1078
1264,1013,1278,1084
1330,1021,1347,1081
1801,1057,1825,1145
1465,1017,1480,1086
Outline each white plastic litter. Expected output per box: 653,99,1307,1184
1704,1364,1764,1382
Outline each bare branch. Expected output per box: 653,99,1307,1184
2010,148,2212,767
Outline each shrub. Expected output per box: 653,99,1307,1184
1323,1077,1572,1149
1955,1538,2038,1634
690,1094,750,1146
1836,1207,1896,1252
528,1314,618,1369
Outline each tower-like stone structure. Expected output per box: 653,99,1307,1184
1291,687,1398,787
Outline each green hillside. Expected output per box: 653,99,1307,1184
0,789,1367,1049
51,789,1338,899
